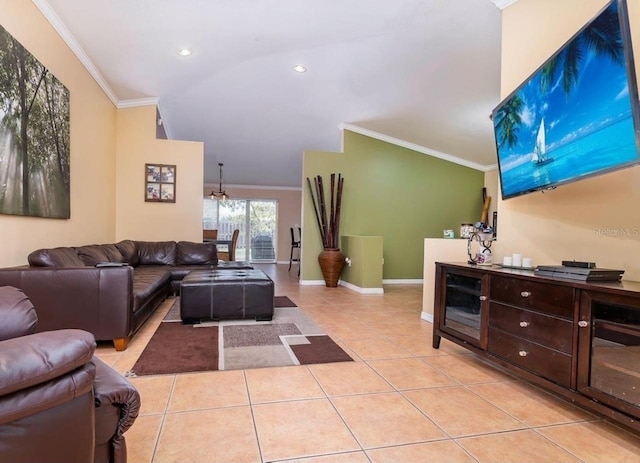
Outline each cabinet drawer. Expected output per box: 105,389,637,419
488,327,572,388
490,276,574,318
489,302,573,354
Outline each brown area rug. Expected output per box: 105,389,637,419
130,323,219,376
129,303,351,376
290,335,353,365
274,295,297,307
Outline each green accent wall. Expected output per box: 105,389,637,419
341,235,384,289
302,130,484,280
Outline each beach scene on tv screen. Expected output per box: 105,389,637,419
493,1,639,199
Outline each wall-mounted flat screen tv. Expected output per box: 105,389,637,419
492,0,640,200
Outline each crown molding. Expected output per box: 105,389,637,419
33,0,119,106
117,97,159,109
491,0,519,10
339,123,495,172
34,0,164,117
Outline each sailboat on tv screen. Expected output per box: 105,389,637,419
531,118,554,166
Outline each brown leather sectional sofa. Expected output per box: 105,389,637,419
0,240,251,350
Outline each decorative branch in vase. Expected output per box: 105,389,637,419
306,173,345,287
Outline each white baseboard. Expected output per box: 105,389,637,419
382,279,423,285
276,260,300,266
339,280,384,294
299,280,326,286
299,279,384,294
421,312,434,323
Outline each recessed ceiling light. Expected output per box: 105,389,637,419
293,65,306,73
178,49,192,56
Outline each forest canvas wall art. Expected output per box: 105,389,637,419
0,25,70,219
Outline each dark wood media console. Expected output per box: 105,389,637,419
433,262,640,433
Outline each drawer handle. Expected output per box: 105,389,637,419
519,321,529,328
518,350,528,357
578,320,589,328
479,295,487,301
520,291,531,298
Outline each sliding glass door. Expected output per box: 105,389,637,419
203,198,277,262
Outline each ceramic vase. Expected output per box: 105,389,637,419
318,248,346,287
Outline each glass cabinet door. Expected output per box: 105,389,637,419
578,291,640,417
442,271,486,346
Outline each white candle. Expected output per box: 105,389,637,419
522,257,533,268
503,256,513,266
512,253,522,267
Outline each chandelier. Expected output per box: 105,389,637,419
209,162,229,201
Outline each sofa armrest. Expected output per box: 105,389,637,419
92,357,141,463
0,267,134,341
92,357,140,435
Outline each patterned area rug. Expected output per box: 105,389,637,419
128,299,351,376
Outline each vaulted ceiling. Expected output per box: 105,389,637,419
37,0,509,187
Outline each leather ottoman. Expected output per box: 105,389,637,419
180,269,274,323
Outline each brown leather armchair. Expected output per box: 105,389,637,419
0,286,140,463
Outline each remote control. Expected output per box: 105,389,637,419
95,262,129,268
562,260,596,269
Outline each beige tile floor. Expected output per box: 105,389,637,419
95,264,640,463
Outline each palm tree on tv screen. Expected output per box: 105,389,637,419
494,94,524,149
541,2,623,96
497,2,623,150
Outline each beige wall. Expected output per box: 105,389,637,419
484,169,500,231
202,185,302,262
0,0,117,267
497,0,640,281
116,105,204,242
422,238,469,320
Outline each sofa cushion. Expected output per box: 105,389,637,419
115,240,139,267
176,241,218,265
75,245,110,266
132,267,172,312
76,245,124,266
136,241,176,266
76,245,109,266
101,244,125,263
28,247,85,268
